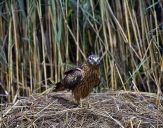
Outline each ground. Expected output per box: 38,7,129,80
0,91,163,128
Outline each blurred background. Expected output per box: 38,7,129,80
0,0,162,103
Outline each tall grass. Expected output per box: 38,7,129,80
0,0,162,102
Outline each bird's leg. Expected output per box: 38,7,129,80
72,97,79,107
80,99,84,108
87,96,92,108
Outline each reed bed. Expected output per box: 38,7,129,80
0,0,162,103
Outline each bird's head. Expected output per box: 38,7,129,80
87,55,101,66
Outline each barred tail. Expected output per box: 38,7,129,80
53,82,65,92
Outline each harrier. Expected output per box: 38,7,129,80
54,55,101,107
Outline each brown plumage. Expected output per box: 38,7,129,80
54,55,101,106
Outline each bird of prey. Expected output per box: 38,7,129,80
54,55,101,107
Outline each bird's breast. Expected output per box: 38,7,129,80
72,66,100,100
82,67,100,88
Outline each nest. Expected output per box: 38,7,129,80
1,91,163,128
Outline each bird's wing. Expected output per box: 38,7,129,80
62,67,83,89
64,64,82,75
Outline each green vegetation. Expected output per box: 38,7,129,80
0,0,162,102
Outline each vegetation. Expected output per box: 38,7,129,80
0,0,162,103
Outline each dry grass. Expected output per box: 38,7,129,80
0,1,163,103
1,91,163,128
